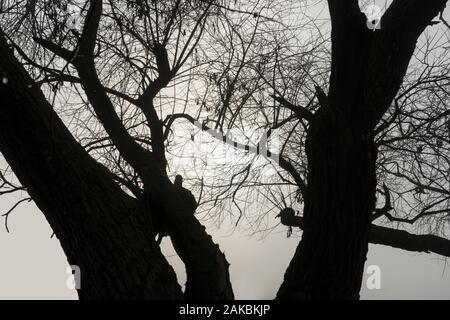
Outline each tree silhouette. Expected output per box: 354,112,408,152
273,0,450,299
0,0,234,299
0,0,449,300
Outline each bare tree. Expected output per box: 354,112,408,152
0,0,235,299
1,0,450,300
184,0,450,299
272,0,450,299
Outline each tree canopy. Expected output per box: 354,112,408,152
0,0,449,299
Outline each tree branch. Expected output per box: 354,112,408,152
372,183,393,221
326,1,370,113
77,0,102,59
31,37,72,61
277,210,450,258
326,0,367,28
367,0,449,127
370,224,450,258
134,43,171,166
277,157,307,196
381,0,448,31
164,113,307,195
270,94,314,122
108,8,171,167
34,0,163,177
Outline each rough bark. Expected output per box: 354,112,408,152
277,108,377,300
277,0,448,299
1,0,234,300
67,0,233,299
0,32,183,299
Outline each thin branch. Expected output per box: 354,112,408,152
2,198,32,233
372,183,393,221
270,94,314,122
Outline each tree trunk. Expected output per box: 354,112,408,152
277,0,447,299
0,32,183,299
0,23,234,299
277,108,377,299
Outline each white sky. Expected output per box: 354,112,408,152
0,200,449,299
1,0,450,300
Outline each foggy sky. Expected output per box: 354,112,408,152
0,200,449,300
1,0,450,300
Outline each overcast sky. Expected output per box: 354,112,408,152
1,0,450,300
0,199,449,300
